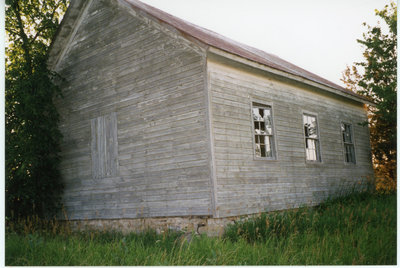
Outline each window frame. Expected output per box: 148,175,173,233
251,102,277,160
302,112,322,163
341,122,357,164
91,112,119,180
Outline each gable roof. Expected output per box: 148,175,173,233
49,0,371,104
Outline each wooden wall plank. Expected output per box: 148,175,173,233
208,58,374,218
55,0,211,220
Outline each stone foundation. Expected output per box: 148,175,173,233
66,215,255,237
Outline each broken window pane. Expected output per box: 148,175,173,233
259,135,265,144
303,114,321,161
255,143,261,157
305,139,318,161
260,144,266,157
260,122,266,134
341,123,356,163
253,108,262,121
252,104,275,159
264,115,272,134
265,136,273,157
342,123,352,143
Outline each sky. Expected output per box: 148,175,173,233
140,0,392,87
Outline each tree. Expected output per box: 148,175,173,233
342,2,397,193
5,0,69,219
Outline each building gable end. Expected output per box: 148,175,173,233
48,0,206,72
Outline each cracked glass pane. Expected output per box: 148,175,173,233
253,108,262,121
255,143,261,157
253,104,275,158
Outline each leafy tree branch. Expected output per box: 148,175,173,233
342,2,397,193
5,0,69,219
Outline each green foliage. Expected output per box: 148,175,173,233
342,2,397,192
5,192,397,265
5,0,69,219
224,192,394,242
223,192,396,264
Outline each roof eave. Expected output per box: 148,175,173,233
48,0,91,71
207,47,375,106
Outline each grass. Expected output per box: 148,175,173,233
5,192,396,265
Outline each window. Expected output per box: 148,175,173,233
303,114,321,161
252,104,275,159
91,112,119,179
341,123,356,163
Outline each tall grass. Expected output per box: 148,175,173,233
5,192,396,265
224,192,396,264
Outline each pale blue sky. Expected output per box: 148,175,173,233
141,0,392,87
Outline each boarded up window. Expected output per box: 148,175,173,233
91,112,118,179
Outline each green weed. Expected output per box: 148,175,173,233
5,192,396,265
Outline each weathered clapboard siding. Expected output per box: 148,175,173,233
51,0,375,225
207,57,373,217
54,0,212,220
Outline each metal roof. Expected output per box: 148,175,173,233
49,0,370,104
123,0,370,103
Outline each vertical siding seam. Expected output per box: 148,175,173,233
90,118,98,179
204,55,219,218
112,112,119,176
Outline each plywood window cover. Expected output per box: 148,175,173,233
91,112,119,179
252,103,276,159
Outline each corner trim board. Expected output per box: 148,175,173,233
53,0,94,71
